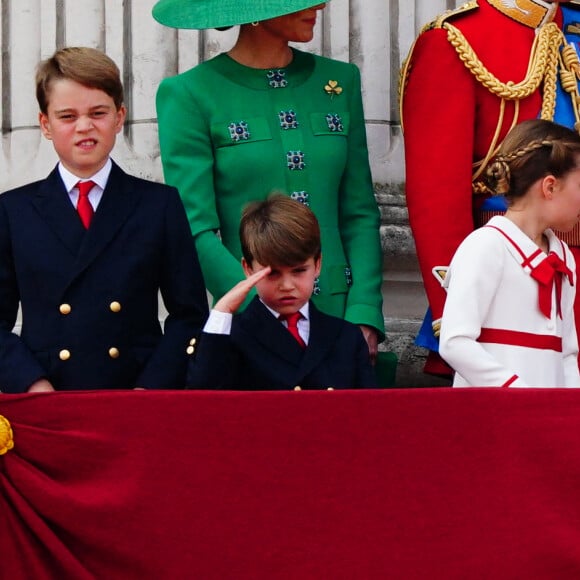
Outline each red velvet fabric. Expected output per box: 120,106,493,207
2,389,580,579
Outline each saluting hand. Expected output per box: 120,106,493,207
213,267,272,314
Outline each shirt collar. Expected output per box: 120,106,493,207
58,158,112,193
486,215,566,268
262,299,310,321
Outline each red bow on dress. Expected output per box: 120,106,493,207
530,252,574,319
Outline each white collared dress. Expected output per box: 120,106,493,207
440,216,580,387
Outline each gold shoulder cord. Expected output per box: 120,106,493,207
445,22,559,106
448,21,580,186
445,21,565,186
559,41,580,133
399,16,580,192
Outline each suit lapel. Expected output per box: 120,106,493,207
31,167,86,257
238,299,344,380
238,298,305,366
296,303,342,377
65,162,140,286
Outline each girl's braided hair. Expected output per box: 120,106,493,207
485,119,580,201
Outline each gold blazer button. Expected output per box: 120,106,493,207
59,304,72,315
59,349,71,361
109,301,122,313
108,347,120,359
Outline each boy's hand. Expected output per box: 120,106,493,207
27,379,55,393
359,325,378,366
214,266,271,314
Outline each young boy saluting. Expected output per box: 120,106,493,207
0,47,208,393
187,194,377,390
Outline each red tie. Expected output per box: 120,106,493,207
77,180,95,228
530,252,574,319
280,312,306,348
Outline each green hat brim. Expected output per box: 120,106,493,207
152,0,327,30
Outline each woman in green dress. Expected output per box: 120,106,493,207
153,0,385,362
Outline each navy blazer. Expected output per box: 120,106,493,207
187,297,377,390
0,162,208,392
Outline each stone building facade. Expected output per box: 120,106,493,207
1,0,459,386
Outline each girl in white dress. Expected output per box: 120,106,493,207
440,119,580,387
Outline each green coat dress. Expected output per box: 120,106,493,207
156,48,385,337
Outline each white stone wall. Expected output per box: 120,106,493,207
1,0,458,188
1,0,460,385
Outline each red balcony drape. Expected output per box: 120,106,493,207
2,388,580,579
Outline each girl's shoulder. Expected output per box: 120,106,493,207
449,221,510,273
472,215,533,252
458,221,509,251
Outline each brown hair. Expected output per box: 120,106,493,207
36,47,124,114
485,119,580,202
240,193,321,266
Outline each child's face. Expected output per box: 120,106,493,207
547,166,580,232
39,79,126,178
243,256,321,315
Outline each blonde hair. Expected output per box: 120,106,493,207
36,47,124,114
485,119,580,201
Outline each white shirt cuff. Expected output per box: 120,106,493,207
203,310,233,335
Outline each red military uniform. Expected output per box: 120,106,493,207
401,0,580,375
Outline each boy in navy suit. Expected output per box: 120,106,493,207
187,194,377,390
0,47,208,393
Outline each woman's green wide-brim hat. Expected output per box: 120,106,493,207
152,0,327,30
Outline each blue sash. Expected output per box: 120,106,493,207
554,5,580,129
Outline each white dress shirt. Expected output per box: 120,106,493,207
204,300,311,345
58,158,112,211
